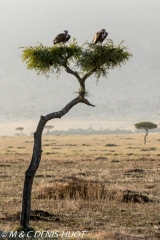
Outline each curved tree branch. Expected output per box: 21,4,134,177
63,64,82,82
62,65,90,99
43,96,95,120
20,95,94,228
82,98,95,107
82,67,98,82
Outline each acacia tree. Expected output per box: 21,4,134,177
20,39,132,228
16,127,24,136
135,121,158,144
44,125,54,135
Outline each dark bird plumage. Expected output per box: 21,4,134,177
92,29,108,45
53,30,71,45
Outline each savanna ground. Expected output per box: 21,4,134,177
0,133,160,239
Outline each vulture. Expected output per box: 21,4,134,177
92,29,108,45
53,30,71,45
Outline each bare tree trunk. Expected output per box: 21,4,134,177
20,96,94,228
20,130,24,136
144,128,148,144
20,117,45,228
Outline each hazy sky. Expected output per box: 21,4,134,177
0,0,160,67
0,0,160,134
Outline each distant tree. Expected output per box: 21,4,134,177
134,121,158,144
20,39,132,228
44,125,54,135
16,127,24,136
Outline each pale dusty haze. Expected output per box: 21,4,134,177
0,0,160,135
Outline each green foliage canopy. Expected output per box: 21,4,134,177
135,122,158,130
21,39,132,79
16,127,24,130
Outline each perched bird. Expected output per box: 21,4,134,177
92,29,108,45
53,30,71,45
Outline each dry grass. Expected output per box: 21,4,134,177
1,133,160,239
